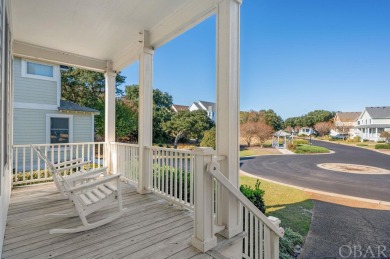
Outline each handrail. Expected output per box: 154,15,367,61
110,142,139,147
207,161,284,238
13,142,105,148
146,145,195,154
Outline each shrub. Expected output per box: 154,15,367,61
280,227,304,259
362,139,369,142
287,142,297,151
152,165,192,202
294,145,330,154
377,141,385,143
240,180,265,213
293,139,309,145
356,143,368,147
200,127,216,150
375,144,390,149
262,143,272,148
346,137,359,143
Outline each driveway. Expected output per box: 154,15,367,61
240,140,390,202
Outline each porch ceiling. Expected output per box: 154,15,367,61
12,0,218,71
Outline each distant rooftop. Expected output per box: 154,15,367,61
171,104,189,112
59,100,99,114
335,112,361,122
365,106,390,119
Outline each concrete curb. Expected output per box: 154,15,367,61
240,170,390,206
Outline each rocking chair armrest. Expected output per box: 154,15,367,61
56,161,90,172
55,158,84,167
65,167,108,182
68,174,120,193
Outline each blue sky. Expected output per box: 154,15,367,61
120,0,390,120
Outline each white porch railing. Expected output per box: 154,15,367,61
146,146,195,210
12,142,106,185
11,142,282,257
110,142,139,183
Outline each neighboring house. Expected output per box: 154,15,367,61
13,58,99,146
171,104,189,112
189,100,216,121
298,127,316,136
332,112,360,136
354,106,390,142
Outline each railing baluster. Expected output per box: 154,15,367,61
97,143,101,169
14,147,18,183
44,146,48,179
22,147,26,182
179,153,183,204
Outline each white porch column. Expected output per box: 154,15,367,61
105,61,116,173
138,31,154,194
216,0,242,238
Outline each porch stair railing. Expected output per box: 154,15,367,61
206,158,284,259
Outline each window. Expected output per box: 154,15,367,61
22,59,57,81
46,114,73,144
27,62,53,77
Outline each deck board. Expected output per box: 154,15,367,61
2,182,205,259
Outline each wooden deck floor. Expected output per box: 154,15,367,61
2,182,212,259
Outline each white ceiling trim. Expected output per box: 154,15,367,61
13,41,107,72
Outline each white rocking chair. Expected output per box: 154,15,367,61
32,145,125,234
31,145,108,198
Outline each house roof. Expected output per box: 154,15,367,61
335,112,361,122
274,130,291,137
198,101,216,111
365,107,390,119
171,104,189,112
59,100,99,114
191,102,203,110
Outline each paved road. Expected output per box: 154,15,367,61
300,200,390,259
240,140,390,202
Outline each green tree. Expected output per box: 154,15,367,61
261,109,284,131
188,110,214,141
61,67,132,139
124,85,173,143
200,127,216,149
162,110,214,148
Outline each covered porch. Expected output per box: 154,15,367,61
2,0,283,258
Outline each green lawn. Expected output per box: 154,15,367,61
240,175,313,236
294,144,330,154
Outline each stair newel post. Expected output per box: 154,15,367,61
191,147,217,252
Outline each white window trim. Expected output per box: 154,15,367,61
21,59,59,81
46,114,73,144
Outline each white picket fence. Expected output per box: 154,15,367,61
12,142,106,185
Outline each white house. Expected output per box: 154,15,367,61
189,100,216,121
333,112,360,136
354,106,390,142
13,58,99,146
298,127,316,136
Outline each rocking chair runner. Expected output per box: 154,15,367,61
31,145,125,234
